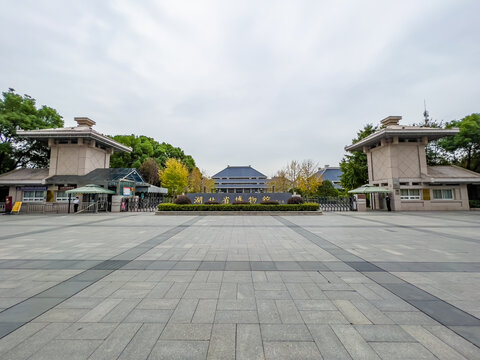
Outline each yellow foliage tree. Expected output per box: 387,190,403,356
268,169,290,192
297,159,322,196
158,158,189,196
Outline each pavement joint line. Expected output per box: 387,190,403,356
275,215,480,348
0,214,140,241
0,216,204,339
335,212,480,245
0,259,479,272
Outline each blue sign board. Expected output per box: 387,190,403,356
186,193,292,204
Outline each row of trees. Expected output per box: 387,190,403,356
268,160,339,197
339,114,480,191
0,89,207,194
0,89,64,173
159,158,215,196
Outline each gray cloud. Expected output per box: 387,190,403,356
1,0,479,177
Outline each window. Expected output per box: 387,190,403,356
56,191,71,202
400,189,420,200
23,191,45,202
433,189,453,200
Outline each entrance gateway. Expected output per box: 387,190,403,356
345,116,480,211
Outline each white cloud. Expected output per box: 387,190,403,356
1,0,478,175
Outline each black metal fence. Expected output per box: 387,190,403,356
121,196,164,212
306,196,356,212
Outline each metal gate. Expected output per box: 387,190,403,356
121,196,163,212
307,196,356,212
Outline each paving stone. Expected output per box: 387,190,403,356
285,283,310,299
276,300,303,324
78,298,122,322
370,342,437,360
354,324,414,342
169,299,198,323
217,298,256,311
385,311,439,325
149,340,209,360
264,341,322,360
219,283,237,299
33,308,89,323
100,299,140,322
301,310,349,324
215,310,258,324
331,324,381,360
58,322,117,340
255,290,291,299
402,325,470,360
236,324,264,360
118,323,166,360
257,299,282,323
161,323,212,340
28,339,102,360
294,299,336,311
408,300,480,326
308,325,353,360
137,298,180,310
334,300,372,325
424,325,480,360
0,297,65,323
89,323,142,360
207,323,235,360
261,324,312,341
0,322,47,357
124,309,173,323
192,299,217,323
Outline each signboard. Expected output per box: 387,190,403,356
20,186,47,191
186,193,292,205
123,187,131,196
12,202,22,214
58,186,76,191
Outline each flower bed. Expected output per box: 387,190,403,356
157,203,320,212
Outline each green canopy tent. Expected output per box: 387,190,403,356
66,184,115,213
348,184,391,210
66,184,116,195
348,184,390,194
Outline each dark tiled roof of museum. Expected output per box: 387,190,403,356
212,166,267,179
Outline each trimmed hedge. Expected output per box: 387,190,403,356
470,200,480,208
158,203,320,212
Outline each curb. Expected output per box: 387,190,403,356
155,211,323,216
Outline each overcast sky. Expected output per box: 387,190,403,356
1,1,479,177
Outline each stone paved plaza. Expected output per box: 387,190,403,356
0,212,479,359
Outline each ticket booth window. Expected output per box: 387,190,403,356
23,191,45,202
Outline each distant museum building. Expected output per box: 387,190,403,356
345,116,480,211
212,165,267,193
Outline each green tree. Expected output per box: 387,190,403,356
139,158,160,186
0,88,63,173
340,124,378,191
110,135,195,171
438,113,480,172
297,159,321,196
158,158,189,196
316,180,339,197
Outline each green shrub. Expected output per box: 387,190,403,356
469,200,480,208
204,201,219,205
232,201,250,205
260,200,279,205
174,195,191,204
288,196,304,204
158,203,320,211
